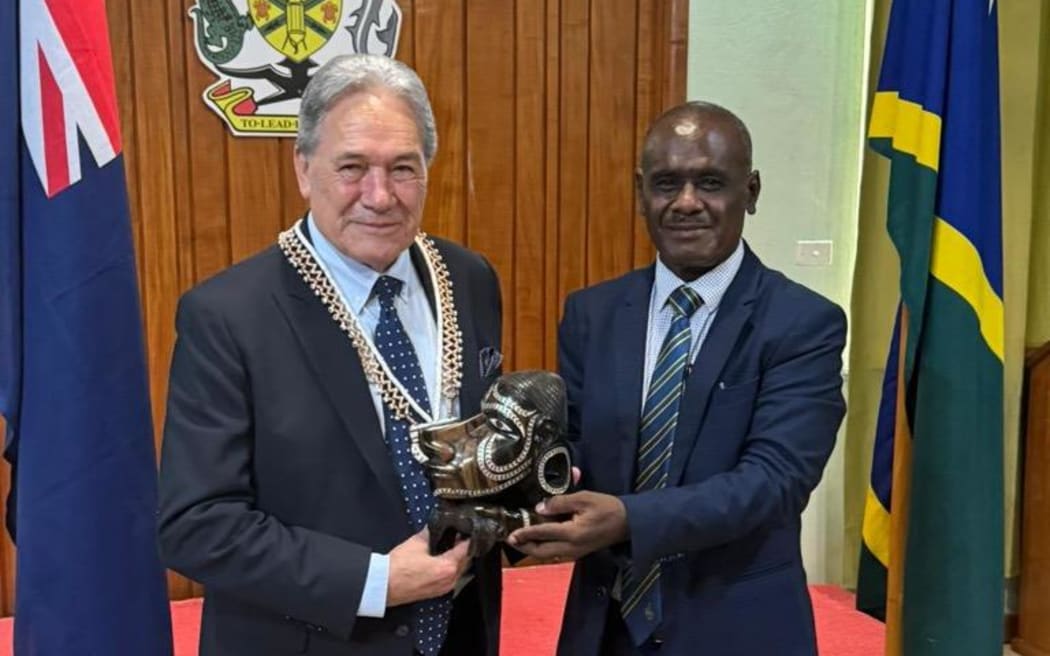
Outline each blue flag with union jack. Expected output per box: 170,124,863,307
0,1,173,653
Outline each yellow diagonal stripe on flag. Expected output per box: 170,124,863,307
929,217,1005,362
862,486,892,567
869,91,942,173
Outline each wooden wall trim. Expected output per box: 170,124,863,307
1015,343,1050,653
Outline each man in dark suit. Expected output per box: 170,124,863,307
509,101,847,655
157,54,504,656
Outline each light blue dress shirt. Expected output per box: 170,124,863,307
307,215,455,618
641,241,745,419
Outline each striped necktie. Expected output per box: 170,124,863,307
371,275,450,656
621,284,702,646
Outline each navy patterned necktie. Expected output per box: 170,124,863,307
622,284,703,646
371,275,450,656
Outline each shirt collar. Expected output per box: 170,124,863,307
306,213,416,314
652,239,745,313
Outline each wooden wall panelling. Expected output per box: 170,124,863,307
278,140,305,227
556,0,590,324
226,139,283,262
184,11,233,284
632,1,656,269
128,0,184,600
129,0,177,439
513,0,548,371
466,1,518,367
108,0,142,283
415,0,468,245
398,0,416,65
587,0,638,285
166,0,195,296
542,0,561,370
664,0,690,116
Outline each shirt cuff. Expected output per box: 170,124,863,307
356,552,390,618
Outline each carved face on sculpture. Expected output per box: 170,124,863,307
411,371,572,500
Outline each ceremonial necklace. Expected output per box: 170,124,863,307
278,219,464,424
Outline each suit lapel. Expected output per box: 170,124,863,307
613,268,655,493
272,225,405,510
668,249,762,485
411,242,484,413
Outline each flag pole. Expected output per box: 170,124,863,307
886,305,912,656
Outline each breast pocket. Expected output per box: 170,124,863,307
702,376,760,438
712,376,760,407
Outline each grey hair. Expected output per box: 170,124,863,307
295,54,437,164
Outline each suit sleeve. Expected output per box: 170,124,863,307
157,291,371,640
620,301,847,567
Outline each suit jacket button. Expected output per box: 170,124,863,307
395,624,410,638
596,585,607,598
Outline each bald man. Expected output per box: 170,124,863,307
510,102,847,655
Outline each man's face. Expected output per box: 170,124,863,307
636,115,760,280
294,89,427,272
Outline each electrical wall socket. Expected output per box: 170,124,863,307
795,240,833,266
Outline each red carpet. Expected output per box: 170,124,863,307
0,564,885,655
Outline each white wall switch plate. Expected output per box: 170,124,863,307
795,240,833,266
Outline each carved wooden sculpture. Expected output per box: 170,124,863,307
411,371,573,557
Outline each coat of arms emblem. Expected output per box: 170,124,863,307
188,0,402,136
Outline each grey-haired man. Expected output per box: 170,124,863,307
158,54,504,656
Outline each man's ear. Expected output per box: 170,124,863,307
293,149,311,200
746,170,761,215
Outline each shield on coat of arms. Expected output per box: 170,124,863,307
189,0,402,136
249,0,344,63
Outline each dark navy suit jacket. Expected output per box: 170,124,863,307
157,229,503,656
556,246,846,656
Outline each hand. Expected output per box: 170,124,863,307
506,491,628,561
387,528,472,607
